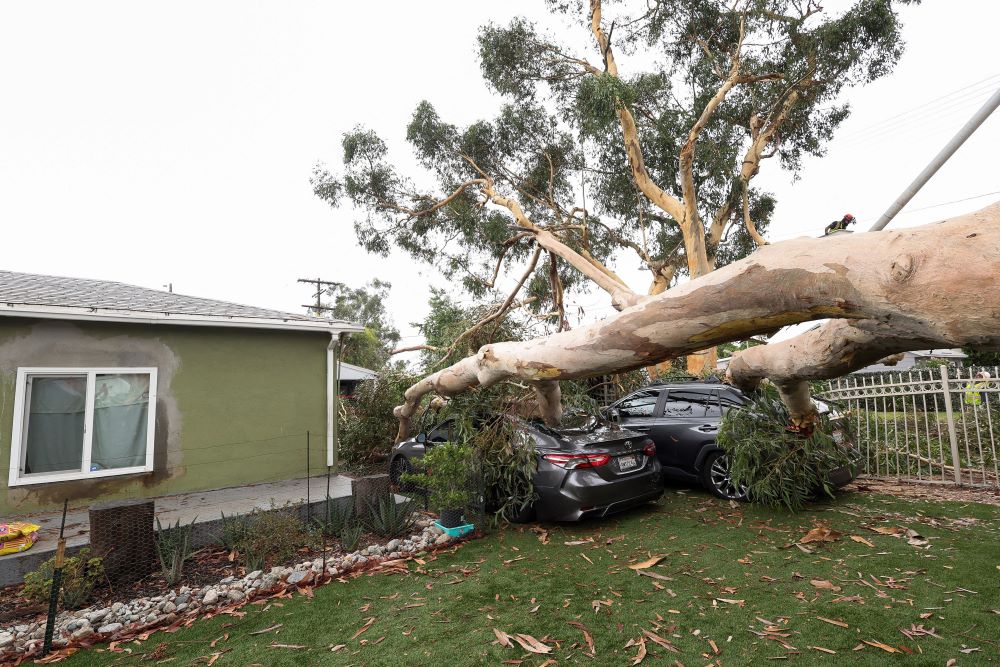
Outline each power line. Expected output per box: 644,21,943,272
837,72,1000,142
895,189,1000,215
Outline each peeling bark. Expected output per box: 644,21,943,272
394,203,1000,441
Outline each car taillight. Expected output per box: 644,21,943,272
543,453,611,469
641,440,656,457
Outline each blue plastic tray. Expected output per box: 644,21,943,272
434,521,474,538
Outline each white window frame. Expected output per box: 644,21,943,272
8,367,157,487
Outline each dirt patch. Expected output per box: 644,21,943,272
847,478,1000,506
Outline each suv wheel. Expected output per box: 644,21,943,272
701,451,748,501
389,456,415,492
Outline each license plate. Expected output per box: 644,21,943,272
617,454,640,471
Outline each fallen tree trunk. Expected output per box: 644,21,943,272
394,202,1000,441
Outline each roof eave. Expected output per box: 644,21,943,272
0,303,364,334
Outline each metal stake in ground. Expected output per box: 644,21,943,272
41,499,69,657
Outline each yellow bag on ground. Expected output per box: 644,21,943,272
0,522,41,556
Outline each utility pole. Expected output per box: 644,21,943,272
297,277,342,316
871,85,1000,231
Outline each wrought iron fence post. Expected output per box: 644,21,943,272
940,365,963,485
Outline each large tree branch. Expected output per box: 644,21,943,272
480,178,643,310
392,202,1000,440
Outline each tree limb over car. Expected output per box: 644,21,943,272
393,202,1000,441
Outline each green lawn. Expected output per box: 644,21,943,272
62,488,1000,666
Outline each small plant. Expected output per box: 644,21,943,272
22,548,104,609
214,511,253,554
363,494,417,538
339,522,362,551
315,498,355,536
155,517,196,586
403,440,474,526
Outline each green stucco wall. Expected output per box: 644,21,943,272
0,317,330,514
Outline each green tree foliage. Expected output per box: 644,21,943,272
313,0,919,322
321,279,401,370
340,368,417,470
479,0,919,275
719,385,854,510
416,288,532,370
964,348,1000,368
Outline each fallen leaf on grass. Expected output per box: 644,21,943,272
628,555,666,570
33,648,79,664
816,616,848,628
810,579,842,592
642,629,679,653
512,633,553,654
206,650,230,665
249,624,283,635
494,628,514,648
580,553,594,565
209,633,229,648
351,617,376,640
564,538,594,546
530,526,550,544
799,525,842,544
269,643,307,650
870,525,906,536
625,636,647,665
636,569,672,582
715,598,745,607
330,644,346,652
850,535,875,547
810,646,837,654
862,640,899,653
592,599,613,613
567,621,596,656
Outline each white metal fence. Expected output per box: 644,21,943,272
817,366,999,488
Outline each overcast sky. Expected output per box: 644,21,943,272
2,1,998,354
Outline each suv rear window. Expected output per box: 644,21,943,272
663,389,722,418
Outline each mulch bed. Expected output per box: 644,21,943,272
0,532,387,628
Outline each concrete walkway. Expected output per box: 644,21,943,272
0,475,354,587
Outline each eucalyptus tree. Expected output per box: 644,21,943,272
315,0,917,375
478,0,918,370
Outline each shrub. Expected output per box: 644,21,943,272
23,548,104,609
403,440,474,512
719,385,854,511
214,505,310,571
155,517,196,586
214,511,253,554
340,369,416,471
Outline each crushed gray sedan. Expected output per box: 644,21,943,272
387,415,664,522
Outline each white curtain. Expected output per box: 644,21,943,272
91,374,150,470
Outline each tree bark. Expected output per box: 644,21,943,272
393,202,1000,441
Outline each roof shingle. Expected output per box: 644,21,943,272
0,270,359,331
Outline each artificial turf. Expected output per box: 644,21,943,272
58,486,1000,666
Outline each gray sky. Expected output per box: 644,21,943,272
2,1,998,354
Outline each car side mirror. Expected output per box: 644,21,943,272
415,433,426,444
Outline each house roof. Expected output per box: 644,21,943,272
0,270,363,334
340,361,378,382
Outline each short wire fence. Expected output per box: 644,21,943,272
817,366,1000,488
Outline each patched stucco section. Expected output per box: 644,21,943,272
0,320,182,509
0,318,330,514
